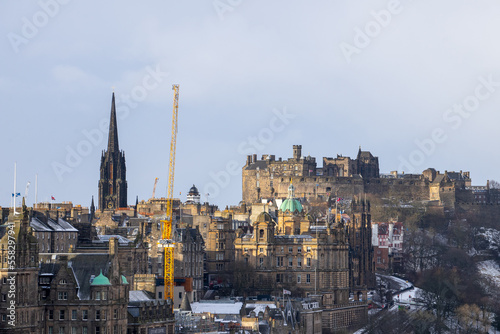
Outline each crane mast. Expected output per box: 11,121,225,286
159,84,179,303
152,177,159,199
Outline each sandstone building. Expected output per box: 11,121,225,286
234,185,371,332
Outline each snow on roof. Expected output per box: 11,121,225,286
191,301,243,315
129,290,153,302
245,303,276,316
30,217,52,232
30,217,78,232
96,235,132,244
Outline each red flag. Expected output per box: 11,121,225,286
51,196,55,200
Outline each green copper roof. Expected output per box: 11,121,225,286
121,275,129,284
279,183,303,213
280,198,303,213
91,270,111,286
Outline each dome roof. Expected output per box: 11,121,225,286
188,185,199,195
91,270,111,286
279,198,303,213
279,182,303,213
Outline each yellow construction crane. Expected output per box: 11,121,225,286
152,177,159,199
159,84,179,303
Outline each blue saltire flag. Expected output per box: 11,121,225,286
12,193,21,197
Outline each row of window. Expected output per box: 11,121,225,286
276,273,311,283
47,325,121,334
36,232,77,240
243,246,312,254
47,308,120,321
276,256,311,267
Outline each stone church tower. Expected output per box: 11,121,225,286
98,93,127,211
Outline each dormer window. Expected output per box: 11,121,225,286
59,279,67,285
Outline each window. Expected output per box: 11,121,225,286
49,310,54,320
297,247,301,253
297,274,301,283
49,327,54,334
259,229,264,239
276,257,283,267
306,258,311,267
179,292,182,299
1,294,5,302
288,257,293,267
95,327,100,334
95,292,101,300
259,257,264,266
113,309,117,319
103,310,107,320
58,292,68,300
83,328,88,334
2,277,6,284
306,274,311,283
297,257,302,267
82,310,88,321
102,291,107,300
307,247,311,252
71,310,77,320
276,274,283,283
59,310,65,320
95,310,100,321
59,327,65,334
259,248,263,253
113,326,118,334
71,327,77,334
288,247,293,253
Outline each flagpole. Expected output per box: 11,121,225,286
35,173,38,209
13,162,17,214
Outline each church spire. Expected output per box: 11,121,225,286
107,93,119,153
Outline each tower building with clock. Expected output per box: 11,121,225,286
98,93,128,211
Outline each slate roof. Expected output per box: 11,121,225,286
68,254,110,300
96,234,132,244
129,290,153,302
30,216,78,232
244,161,268,170
190,301,243,315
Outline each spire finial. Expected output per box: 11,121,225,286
107,93,119,153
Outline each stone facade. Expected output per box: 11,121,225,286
242,145,477,212
173,227,205,302
233,189,371,332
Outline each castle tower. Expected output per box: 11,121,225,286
98,93,128,211
293,145,302,160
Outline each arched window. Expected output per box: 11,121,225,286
259,229,264,239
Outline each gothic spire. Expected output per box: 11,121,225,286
107,92,119,153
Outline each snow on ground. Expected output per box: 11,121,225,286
478,228,500,252
478,260,500,287
393,287,423,305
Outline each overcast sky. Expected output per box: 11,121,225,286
2,0,500,209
